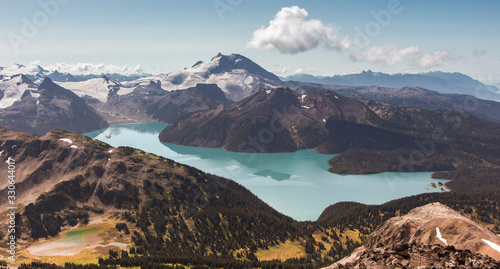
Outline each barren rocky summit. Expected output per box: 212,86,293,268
325,203,500,268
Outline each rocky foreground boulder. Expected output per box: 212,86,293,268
328,243,500,269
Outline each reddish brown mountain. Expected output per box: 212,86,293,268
325,203,500,268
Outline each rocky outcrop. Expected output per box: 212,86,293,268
325,203,500,268
327,243,500,269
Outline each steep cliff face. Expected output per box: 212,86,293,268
325,203,500,268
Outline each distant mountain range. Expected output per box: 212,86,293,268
0,53,282,102
3,53,500,137
284,82,500,123
282,70,500,101
3,57,499,102
0,63,150,83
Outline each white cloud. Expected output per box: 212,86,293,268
413,50,454,69
349,45,454,69
350,45,422,66
272,66,291,75
45,62,144,75
247,6,351,54
248,6,461,72
293,67,316,75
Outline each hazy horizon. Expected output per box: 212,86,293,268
1,0,499,84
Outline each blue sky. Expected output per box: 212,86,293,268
1,0,499,84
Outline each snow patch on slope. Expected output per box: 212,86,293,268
30,92,41,98
125,54,280,101
57,77,131,103
59,138,73,144
0,75,35,108
436,227,448,245
482,239,500,253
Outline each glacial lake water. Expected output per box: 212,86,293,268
83,122,448,221
27,226,127,256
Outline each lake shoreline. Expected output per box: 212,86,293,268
83,121,450,221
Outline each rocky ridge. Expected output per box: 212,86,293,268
325,203,500,268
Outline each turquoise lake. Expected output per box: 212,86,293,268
83,122,448,221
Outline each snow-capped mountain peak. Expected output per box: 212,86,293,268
191,60,204,68
0,63,49,82
0,74,38,108
126,53,281,101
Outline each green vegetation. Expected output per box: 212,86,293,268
317,167,500,234
23,175,93,239
5,127,500,268
328,148,456,174
328,108,500,174
94,167,500,268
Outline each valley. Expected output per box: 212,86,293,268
0,125,499,268
2,0,500,266
1,53,500,268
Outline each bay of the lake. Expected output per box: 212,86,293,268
83,122,448,221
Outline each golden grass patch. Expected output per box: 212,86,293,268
255,240,306,261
